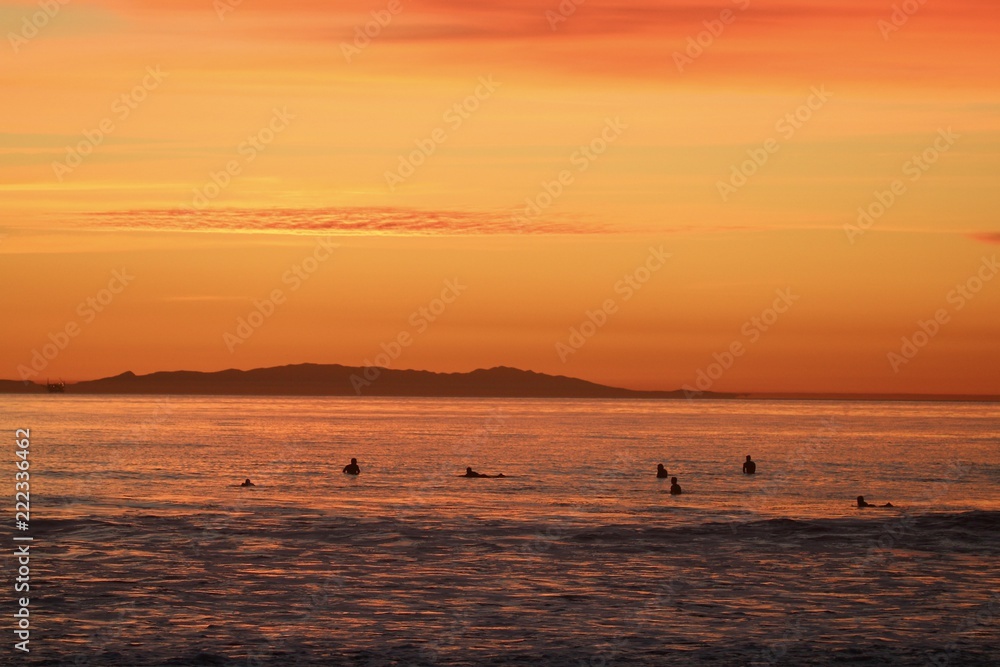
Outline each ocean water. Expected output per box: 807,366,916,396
3,396,1000,666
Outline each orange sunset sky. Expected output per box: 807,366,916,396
1,0,998,394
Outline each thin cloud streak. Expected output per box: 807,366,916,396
968,232,1000,245
62,209,999,242
75,207,616,236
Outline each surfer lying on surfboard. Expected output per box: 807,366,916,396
463,467,505,478
857,495,893,508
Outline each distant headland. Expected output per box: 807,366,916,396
1,364,996,400
2,364,720,398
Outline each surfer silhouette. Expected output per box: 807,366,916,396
657,464,669,478
857,495,893,508
743,455,756,475
342,458,360,475
240,478,255,487
669,477,683,495
464,467,505,478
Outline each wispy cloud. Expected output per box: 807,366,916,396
968,232,1000,245
52,209,1000,241
74,207,616,236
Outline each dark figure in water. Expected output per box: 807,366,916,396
857,495,893,508
657,464,669,478
240,478,255,487
342,458,360,475
669,477,683,495
743,455,756,475
464,467,505,478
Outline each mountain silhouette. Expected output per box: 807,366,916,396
5,365,995,400
5,364,729,398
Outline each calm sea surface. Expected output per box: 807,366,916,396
4,397,1000,666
